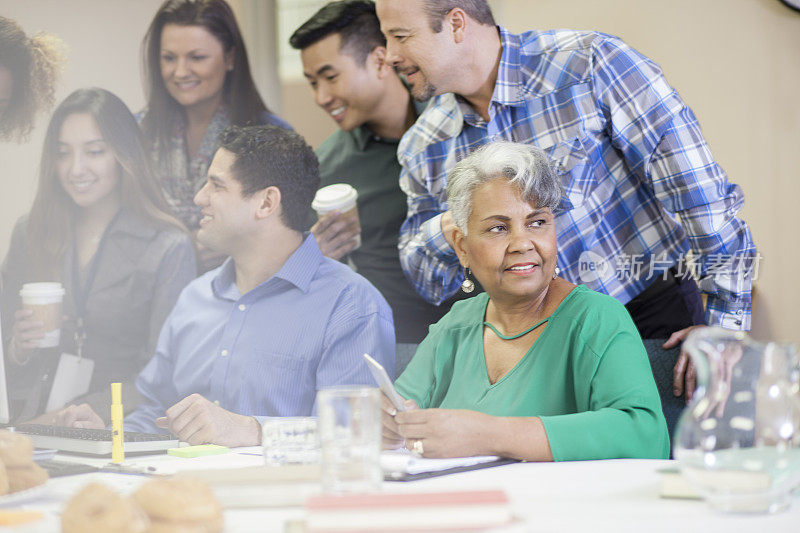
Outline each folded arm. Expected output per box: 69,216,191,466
397,165,463,305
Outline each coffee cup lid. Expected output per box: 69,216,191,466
20,282,66,297
312,184,358,212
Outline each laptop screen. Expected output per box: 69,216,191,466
0,311,10,423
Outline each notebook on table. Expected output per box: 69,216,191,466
381,450,517,481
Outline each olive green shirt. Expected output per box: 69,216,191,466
315,113,451,344
395,285,670,461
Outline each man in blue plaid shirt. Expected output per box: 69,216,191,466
375,0,757,399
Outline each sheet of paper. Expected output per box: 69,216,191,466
381,449,500,475
46,353,94,412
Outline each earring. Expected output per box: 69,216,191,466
553,266,560,280
461,267,475,293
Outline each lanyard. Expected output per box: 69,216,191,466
70,211,120,358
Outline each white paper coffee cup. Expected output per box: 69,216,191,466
312,184,361,250
20,282,65,348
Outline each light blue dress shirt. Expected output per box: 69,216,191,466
125,233,395,433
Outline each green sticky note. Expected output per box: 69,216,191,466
167,444,230,458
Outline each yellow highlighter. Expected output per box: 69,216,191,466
111,382,124,463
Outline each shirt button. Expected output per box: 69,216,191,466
220,349,229,357
736,310,743,316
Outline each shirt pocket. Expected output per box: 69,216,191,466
265,350,304,368
543,137,594,210
242,350,312,416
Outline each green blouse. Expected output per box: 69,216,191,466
395,285,669,461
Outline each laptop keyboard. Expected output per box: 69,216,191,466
16,424,171,442
9,424,179,456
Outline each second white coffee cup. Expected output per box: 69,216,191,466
20,282,65,348
312,184,361,251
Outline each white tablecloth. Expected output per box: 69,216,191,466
4,451,799,532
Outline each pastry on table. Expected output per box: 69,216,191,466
0,431,34,467
62,482,148,533
0,431,48,493
133,477,223,533
7,462,48,493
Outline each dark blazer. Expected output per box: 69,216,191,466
1,209,197,422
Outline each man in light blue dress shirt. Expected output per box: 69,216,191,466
60,125,395,446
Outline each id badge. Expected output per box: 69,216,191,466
45,353,94,412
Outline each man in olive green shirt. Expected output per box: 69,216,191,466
290,1,457,360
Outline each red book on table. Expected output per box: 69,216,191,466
305,489,513,532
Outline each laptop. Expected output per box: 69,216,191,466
0,308,177,455
0,312,9,425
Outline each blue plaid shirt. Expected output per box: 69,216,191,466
397,28,756,330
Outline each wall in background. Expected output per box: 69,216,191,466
231,0,281,112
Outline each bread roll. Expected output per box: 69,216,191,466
134,478,222,533
145,523,215,533
7,463,48,493
0,431,34,467
61,483,148,533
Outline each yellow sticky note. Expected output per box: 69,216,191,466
167,445,230,458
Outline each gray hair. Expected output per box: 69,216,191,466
423,0,495,32
446,141,564,234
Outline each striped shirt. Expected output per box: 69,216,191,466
125,233,395,433
397,27,756,330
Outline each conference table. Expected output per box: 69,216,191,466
4,449,799,532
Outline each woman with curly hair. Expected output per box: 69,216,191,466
0,16,65,142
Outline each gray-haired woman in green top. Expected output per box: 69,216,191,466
382,141,669,461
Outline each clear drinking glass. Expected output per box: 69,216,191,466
317,386,382,493
261,417,320,466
